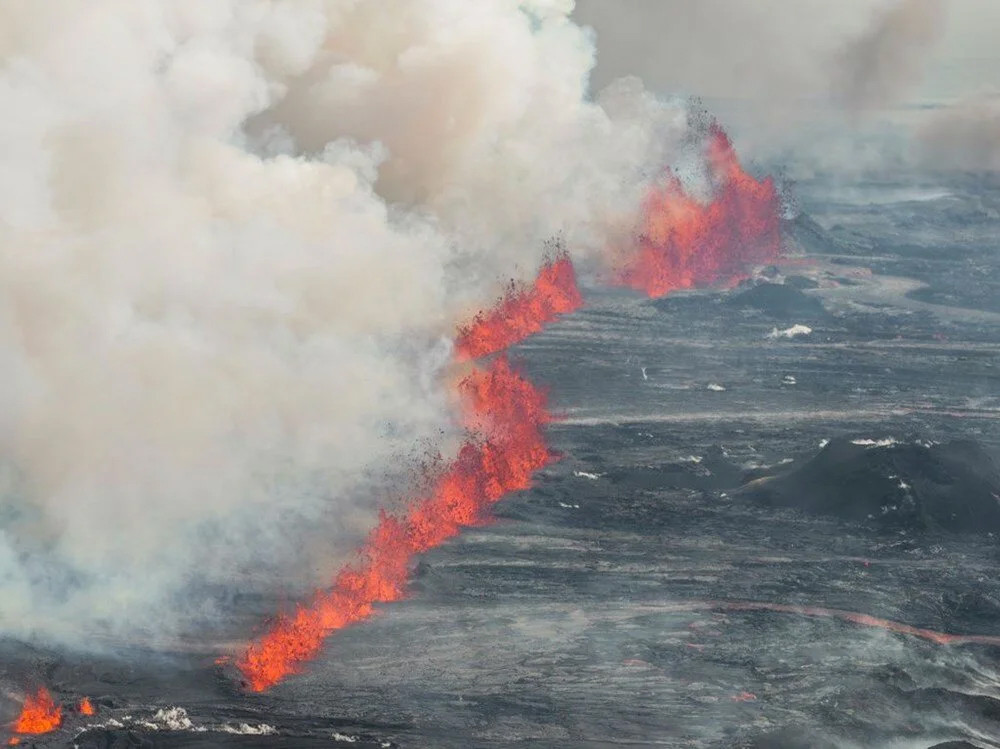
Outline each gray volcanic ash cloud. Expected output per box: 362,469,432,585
0,1,694,647
918,91,1000,172
573,0,946,110
832,0,947,112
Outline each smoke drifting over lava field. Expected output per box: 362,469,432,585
3,2,1000,748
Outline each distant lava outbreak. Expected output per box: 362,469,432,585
617,124,782,298
237,357,553,692
7,688,61,745
455,254,582,360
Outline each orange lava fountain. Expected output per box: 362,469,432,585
618,124,782,298
8,688,61,745
456,255,582,360
237,357,553,692
78,697,95,716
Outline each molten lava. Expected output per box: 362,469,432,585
234,122,785,693
8,688,61,744
78,697,95,716
237,357,553,692
455,255,582,360
618,124,782,298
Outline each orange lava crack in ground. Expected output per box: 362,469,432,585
236,357,554,691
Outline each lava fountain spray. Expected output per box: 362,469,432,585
237,251,572,691
235,122,785,692
456,253,583,360
237,356,554,691
617,124,782,298
7,688,61,745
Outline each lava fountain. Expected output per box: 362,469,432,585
7,688,62,745
455,254,582,360
617,124,782,298
237,356,554,692
234,126,785,691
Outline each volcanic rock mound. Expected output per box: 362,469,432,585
726,281,829,320
738,437,1000,534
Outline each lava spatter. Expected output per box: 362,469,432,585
456,254,582,360
618,124,782,298
8,688,62,745
234,126,784,693
77,697,95,717
237,358,553,692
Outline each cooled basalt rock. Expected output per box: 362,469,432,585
739,437,1000,534
726,282,829,320
603,445,743,492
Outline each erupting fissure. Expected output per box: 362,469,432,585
455,254,583,360
237,357,554,691
234,124,784,692
7,688,61,745
617,125,782,298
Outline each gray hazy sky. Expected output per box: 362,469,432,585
572,1,1000,172
573,0,1000,104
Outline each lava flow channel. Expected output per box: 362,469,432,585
7,688,62,745
618,124,782,298
455,254,582,360
237,357,554,692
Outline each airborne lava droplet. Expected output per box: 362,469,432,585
455,254,582,360
618,124,782,298
8,688,62,744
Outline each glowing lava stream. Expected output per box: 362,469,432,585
7,688,62,746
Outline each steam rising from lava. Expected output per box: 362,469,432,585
0,0,776,651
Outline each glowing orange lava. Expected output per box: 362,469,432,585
78,697,95,716
456,255,582,360
618,124,782,298
237,357,553,692
8,688,61,744
233,123,787,693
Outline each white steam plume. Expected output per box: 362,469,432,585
0,0,689,648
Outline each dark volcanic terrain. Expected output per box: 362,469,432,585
4,173,1000,748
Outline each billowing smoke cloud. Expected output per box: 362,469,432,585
917,92,1000,172
0,1,692,648
833,0,947,112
